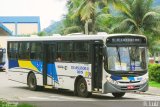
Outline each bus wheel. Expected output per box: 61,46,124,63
28,73,38,91
76,78,91,97
112,92,125,98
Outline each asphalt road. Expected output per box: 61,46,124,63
0,72,160,107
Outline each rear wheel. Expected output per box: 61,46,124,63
28,73,38,91
76,78,91,97
112,92,125,98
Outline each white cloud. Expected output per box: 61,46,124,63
0,0,67,29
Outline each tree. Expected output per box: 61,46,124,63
113,0,160,35
112,0,160,53
68,0,128,34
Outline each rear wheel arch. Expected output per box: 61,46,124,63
74,76,91,97
74,75,83,95
27,71,38,91
27,71,35,85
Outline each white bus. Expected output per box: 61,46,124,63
7,34,148,97
0,36,7,71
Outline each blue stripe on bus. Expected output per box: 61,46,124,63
111,75,136,81
31,60,43,73
9,59,19,68
111,75,122,80
9,59,58,82
128,77,135,81
47,64,58,82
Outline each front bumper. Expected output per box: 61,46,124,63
103,81,148,93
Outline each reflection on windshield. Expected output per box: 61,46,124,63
107,47,146,71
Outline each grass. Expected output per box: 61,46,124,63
0,100,36,107
17,103,36,107
149,81,160,88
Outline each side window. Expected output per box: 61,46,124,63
73,42,89,62
57,42,72,62
30,42,42,60
8,42,18,59
19,42,30,60
47,44,56,63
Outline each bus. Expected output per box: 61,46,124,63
0,36,7,71
0,48,6,71
7,34,148,98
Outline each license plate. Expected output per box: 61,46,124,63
127,85,135,89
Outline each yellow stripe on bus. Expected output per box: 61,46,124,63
122,77,128,80
18,60,38,72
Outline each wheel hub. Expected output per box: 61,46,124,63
79,83,86,92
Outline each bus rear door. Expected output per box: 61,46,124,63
43,43,57,87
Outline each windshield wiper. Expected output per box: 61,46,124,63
116,46,122,70
133,46,139,70
128,47,132,70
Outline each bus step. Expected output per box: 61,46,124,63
44,85,53,89
92,91,102,93
93,88,102,93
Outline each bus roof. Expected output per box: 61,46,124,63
7,34,147,42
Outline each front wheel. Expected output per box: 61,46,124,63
112,92,125,98
76,78,91,97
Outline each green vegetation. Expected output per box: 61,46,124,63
147,63,160,88
64,0,130,34
149,81,160,88
148,64,160,83
17,103,36,107
0,100,35,107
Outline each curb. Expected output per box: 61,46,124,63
134,92,160,96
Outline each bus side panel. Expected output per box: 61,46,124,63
53,62,92,91
8,68,29,84
8,59,43,86
8,68,43,86
35,73,43,86
54,76,75,90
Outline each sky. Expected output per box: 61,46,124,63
0,0,67,29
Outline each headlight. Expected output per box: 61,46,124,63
141,78,148,84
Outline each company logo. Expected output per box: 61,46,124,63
57,65,67,70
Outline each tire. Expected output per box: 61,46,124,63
76,78,91,97
112,92,125,98
28,73,38,91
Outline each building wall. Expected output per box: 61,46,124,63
0,16,41,36
0,36,7,48
17,23,38,35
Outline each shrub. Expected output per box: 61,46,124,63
148,64,160,83
0,99,17,107
0,99,35,107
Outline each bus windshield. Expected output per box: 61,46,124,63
106,46,147,71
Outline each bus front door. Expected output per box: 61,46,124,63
92,44,103,91
43,43,56,86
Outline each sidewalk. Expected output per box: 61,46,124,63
145,87,160,96
134,87,160,96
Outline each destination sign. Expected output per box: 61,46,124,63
106,36,147,45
